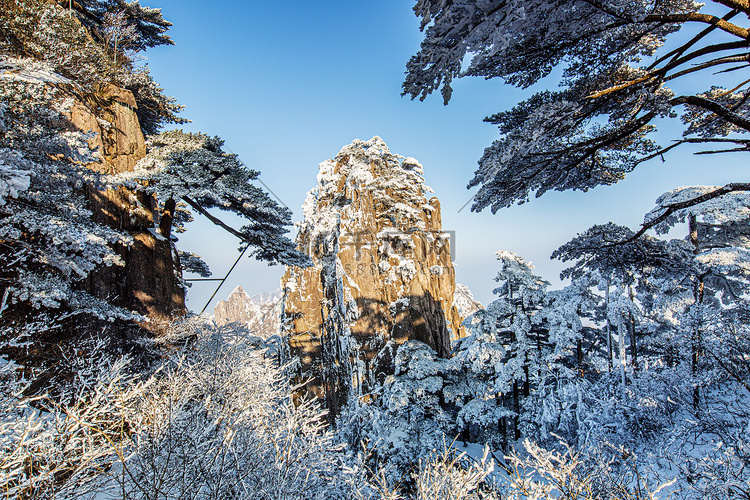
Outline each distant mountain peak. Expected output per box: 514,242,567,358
213,287,282,337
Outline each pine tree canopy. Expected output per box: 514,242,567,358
404,0,750,221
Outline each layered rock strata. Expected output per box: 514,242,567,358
281,137,464,418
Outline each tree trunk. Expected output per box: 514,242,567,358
628,285,638,373
618,319,627,386
159,198,176,241
689,215,704,410
605,278,613,372
577,338,584,378
513,380,521,441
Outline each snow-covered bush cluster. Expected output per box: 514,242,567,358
0,318,498,500
0,164,30,207
0,318,358,499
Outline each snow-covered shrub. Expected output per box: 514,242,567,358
0,164,30,206
411,446,494,500
501,439,675,500
663,378,750,499
0,356,145,499
88,319,355,500
1,317,368,499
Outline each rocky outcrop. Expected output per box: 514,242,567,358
0,62,184,397
453,283,484,319
66,83,185,321
68,83,146,174
214,286,282,338
281,137,464,418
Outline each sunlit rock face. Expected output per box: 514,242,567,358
281,137,465,419
214,286,282,338
65,83,185,320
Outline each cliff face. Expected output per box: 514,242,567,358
67,83,185,321
281,137,464,418
70,84,146,174
214,286,282,338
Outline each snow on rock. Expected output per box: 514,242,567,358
453,283,483,319
0,164,31,206
213,286,283,338
1,57,72,85
281,137,465,420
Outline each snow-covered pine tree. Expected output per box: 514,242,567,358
526,276,603,445
72,0,175,53
644,187,750,395
452,250,549,447
553,223,685,383
548,192,750,481
1,0,185,132
118,130,310,267
634,188,750,497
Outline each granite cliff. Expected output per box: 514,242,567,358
68,83,185,321
0,61,185,395
281,137,465,418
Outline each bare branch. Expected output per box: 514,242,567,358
694,147,750,153
633,140,687,166
664,53,750,81
643,12,749,39
589,41,748,99
648,8,742,70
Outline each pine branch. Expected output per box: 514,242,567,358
642,12,749,39
588,41,748,99
648,8,741,70
664,53,750,81
181,196,247,242
632,183,750,240
671,94,750,132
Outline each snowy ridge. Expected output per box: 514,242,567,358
452,282,483,319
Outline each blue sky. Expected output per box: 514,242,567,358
141,1,740,311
